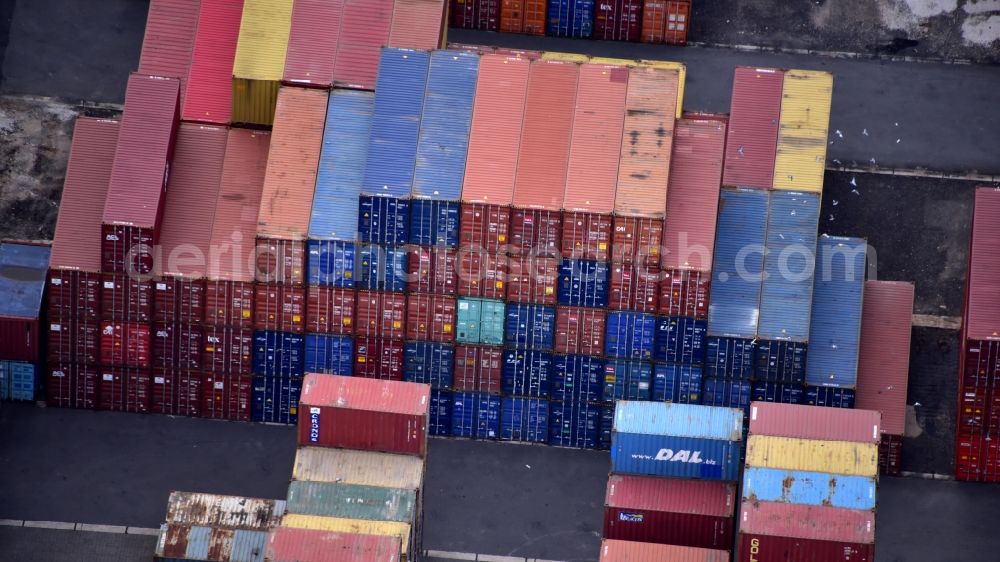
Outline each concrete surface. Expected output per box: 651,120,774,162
0,526,157,562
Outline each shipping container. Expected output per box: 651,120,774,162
164,491,286,529
738,500,875,544
745,435,878,476
502,349,552,397
404,341,454,388
101,321,152,368
554,307,606,356
0,361,36,401
254,284,306,333
966,188,1000,341
594,0,643,41
232,0,293,125
101,274,153,324
558,259,610,308
455,298,505,345
255,242,308,290
154,524,269,561
389,0,446,49
451,0,501,30
453,345,503,393
410,200,460,246
304,334,354,376
251,375,302,424
750,381,804,405
99,367,152,413
547,0,595,37
856,281,913,435
101,74,180,275
279,515,413,562
604,474,735,550
204,281,256,329
608,263,659,312
355,291,407,340
456,249,506,299
0,243,49,362
358,244,409,292
742,466,876,511
736,532,873,562
723,67,783,189
286,481,416,523
956,431,1000,482
879,433,903,477
507,255,559,305
603,360,653,401
509,209,562,256
183,0,244,124
612,217,662,266
306,286,356,335
702,378,751,412
747,402,881,443
551,355,603,402
307,241,358,287
153,278,206,325
359,196,412,246
561,212,612,261
138,0,199,107
653,363,701,403
805,386,856,409
152,367,202,417
654,316,706,365
291,447,424,492
333,0,394,89
283,0,342,87
354,336,403,379
600,539,729,562
959,339,1000,436
309,90,375,241
501,396,548,442
253,331,305,377
404,246,456,295
153,322,203,370
641,1,691,45
499,0,546,34
429,388,453,435
201,372,253,421
48,270,102,323
266,527,402,562
548,399,600,448
47,313,100,365
658,269,709,319
616,400,741,438
605,312,656,360
753,340,807,384
452,391,501,438
704,337,755,379
46,363,100,409
505,304,556,350
772,69,833,193
611,433,741,481
459,203,510,253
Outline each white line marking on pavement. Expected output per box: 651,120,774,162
426,551,478,560
76,523,129,534
22,521,76,530
478,556,525,562
126,526,162,536
0,519,24,527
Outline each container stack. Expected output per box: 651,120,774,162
604,401,740,557
739,402,881,561
640,0,691,45
599,540,729,562
0,243,50,402
154,492,285,561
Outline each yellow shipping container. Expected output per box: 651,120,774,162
745,435,878,477
232,0,294,126
590,57,638,66
281,514,413,562
541,51,590,63
292,446,424,491
772,69,834,192
640,60,686,119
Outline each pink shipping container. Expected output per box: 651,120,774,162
662,116,727,271
333,0,393,89
737,533,873,562
594,0,644,41
266,526,403,562
284,0,343,86
600,540,729,562
388,0,446,50
604,474,736,550
138,0,200,107
855,281,914,435
297,374,430,457
47,362,100,409
100,321,153,368
965,187,1000,341
99,367,152,413
512,59,579,211
152,322,204,370
183,0,244,124
722,67,784,189
462,55,531,205
748,402,882,443
738,500,875,545
563,63,627,214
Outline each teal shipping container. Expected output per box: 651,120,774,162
285,481,417,523
0,360,36,401
742,466,876,511
456,297,505,345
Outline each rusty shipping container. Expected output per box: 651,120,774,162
138,0,200,106
612,217,662,267
855,281,914,435
306,286,356,335
152,322,203,370
722,67,783,189
283,0,343,87
355,291,407,340
406,294,457,343
507,255,559,305
562,212,612,261
163,491,286,529
202,325,254,375
459,203,511,253
183,0,244,124
966,188,1000,341
554,306,606,356
453,345,503,393
600,539,729,562
499,0,546,34
457,250,508,300
748,402,882,444
738,500,875,545
254,284,306,333
658,269,709,319
736,532,873,562
609,263,660,313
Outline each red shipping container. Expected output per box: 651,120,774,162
306,286,356,335
562,212,612,261
641,0,690,45
202,325,254,375
47,314,100,365
266,526,403,562
204,280,256,328
255,238,307,286
658,269,709,319
738,500,875,545
408,246,458,295
355,291,407,340
600,540,729,562
138,0,200,106
406,294,457,343
459,203,511,253
594,0,643,41
612,217,663,267
388,0,446,50
609,263,660,312
507,255,559,305
101,274,154,323
509,209,562,256
99,367,152,413
333,0,393,89
457,249,507,299
297,374,430,457
152,367,202,417
353,337,406,381
722,67,783,190
748,402,881,444
966,187,1000,341
957,431,1000,482
493,48,542,59
102,74,181,275
878,433,903,477
46,363,100,409
499,0,545,34
604,474,736,550
201,372,253,421
284,0,343,87
153,278,206,324
183,0,244,124
153,322,203,370
100,321,153,368
448,43,496,55
959,340,1000,435
453,345,503,393
254,284,307,333
554,307,606,356
48,270,102,321
736,533,873,562
855,281,914,435
450,0,500,31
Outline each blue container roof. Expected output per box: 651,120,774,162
613,401,744,441
0,243,50,318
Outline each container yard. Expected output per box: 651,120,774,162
1,1,999,561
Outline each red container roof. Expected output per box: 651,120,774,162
855,280,914,435
50,117,120,272
748,402,881,444
283,0,343,86
332,0,393,89
388,0,445,50
723,66,783,189
183,0,244,124
300,374,430,416
267,526,402,562
966,187,1000,341
138,0,201,106
738,500,875,544
605,474,735,517
600,539,729,562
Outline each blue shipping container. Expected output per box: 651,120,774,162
558,259,610,308
610,433,742,481
751,381,805,405
654,316,707,365
404,341,454,388
252,331,305,378
362,48,430,198
551,355,603,402
704,336,756,380
653,364,702,404
600,403,615,450
742,467,877,511
0,243,49,321
412,50,479,201
430,389,453,436
754,340,807,383
806,385,856,409
501,397,549,443
409,200,460,247
303,334,353,376
603,360,653,401
806,235,867,388
451,392,501,440
605,312,656,360
502,349,552,398
358,195,411,245
0,360,36,401
358,244,408,292
546,0,595,38
251,376,302,424
307,240,357,287
504,304,556,351
548,400,600,449
707,188,769,339
614,401,743,441
757,191,820,342
309,89,375,240
701,378,753,411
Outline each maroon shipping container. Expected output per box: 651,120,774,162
507,255,559,305
153,278,206,324
855,280,914,435
610,263,660,312
406,294,457,343
879,433,903,477
738,500,875,545
153,322,203,370
152,367,202,417
353,337,406,381
102,74,181,275
306,286,356,335
204,280,255,328
254,284,306,333
561,212,612,261
604,474,736,551
355,291,407,340
594,0,643,41
748,402,882,444
255,238,307,286
99,367,152,413
450,0,500,30
612,217,662,267
408,246,458,295
201,372,252,421
509,209,561,256
47,313,101,365
658,269,709,319
297,374,430,457
956,430,1000,482
46,362,100,409
456,249,508,299
100,321,153,368
202,325,254,375
460,203,511,254
101,274,154,323
965,187,1000,341
959,339,1000,436
722,67,783,190
555,307,606,356
736,533,873,562
48,270,102,321
453,345,503,393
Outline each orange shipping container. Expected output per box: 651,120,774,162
564,64,628,214
641,1,691,45
462,55,531,205
615,66,678,218
513,60,579,211
499,0,546,35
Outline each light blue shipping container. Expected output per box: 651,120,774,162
0,361,36,401
306,240,357,287
309,89,374,240
806,235,867,388
456,297,506,345
610,432,742,481
362,48,430,198
757,191,820,341
412,50,479,200
742,467,877,511
154,525,268,562
613,401,744,441
708,188,769,339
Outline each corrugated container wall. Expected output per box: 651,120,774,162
333,0,393,90
547,0,596,38
291,447,425,492
966,188,1000,341
183,0,244,124
231,0,293,126
745,435,879,476
594,0,643,41
639,60,686,119
738,500,875,544
164,491,286,529
154,524,269,560
600,540,730,562
286,480,416,522
723,67,783,189
748,402,881,443
641,1,692,46
138,0,200,108
741,466,876,511
388,0,446,50
772,70,833,192
451,0,500,31
0,244,50,362
736,533,873,562
279,515,413,562
283,0,343,87
856,281,914,435
500,0,546,35
266,526,402,562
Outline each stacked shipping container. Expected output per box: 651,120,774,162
0,243,50,401
154,492,285,561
